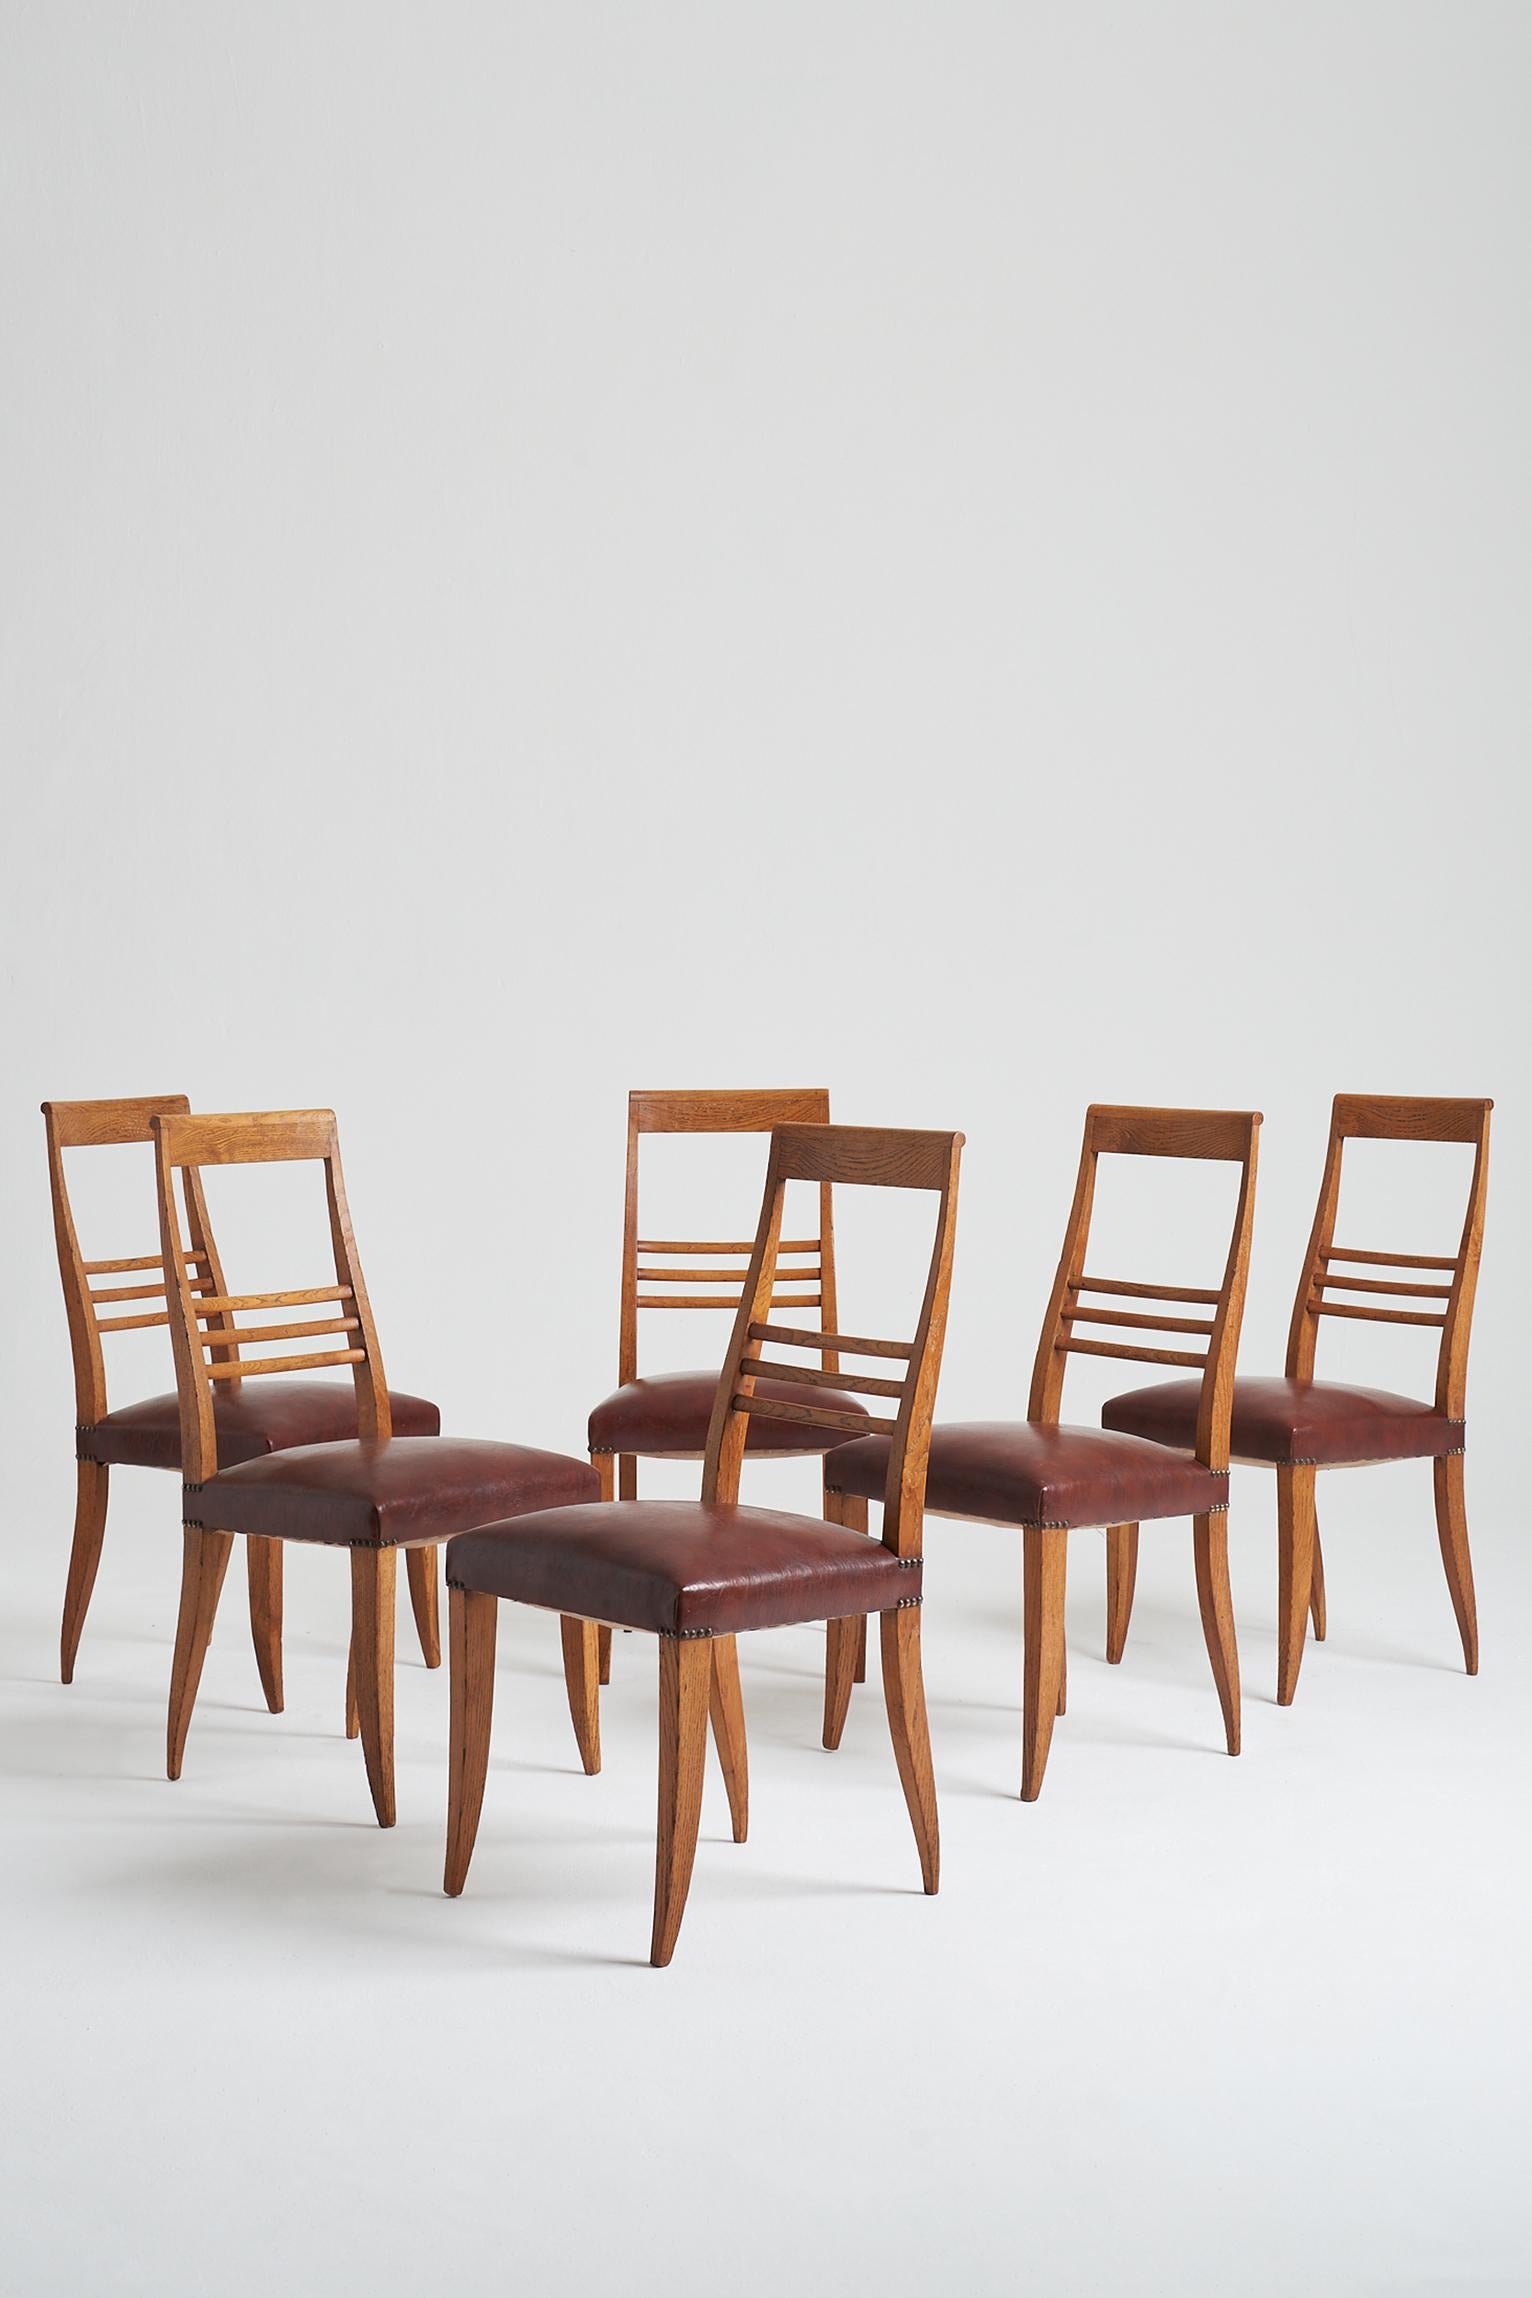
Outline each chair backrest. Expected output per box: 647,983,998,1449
619,1089,839,1381
43,1094,235,1433
701,1124,964,1558
151,1110,391,1483
1028,1105,1263,1470
1285,1094,1492,1417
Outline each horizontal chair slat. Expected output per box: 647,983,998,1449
194,1286,354,1314
96,1310,172,1334
749,1322,913,1359
1324,1247,1458,1271
1312,1303,1447,1329
83,1250,209,1277
90,1280,168,1304
1062,1306,1216,1337
1314,1275,1453,1299
1073,1274,1222,1305
743,1357,906,1400
1058,1337,1209,1370
637,1238,819,1255
638,1295,822,1311
206,1349,366,1380
636,1267,754,1284
199,1316,361,1350
735,1393,898,1438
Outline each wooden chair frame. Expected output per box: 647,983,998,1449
582,1088,845,1699
1274,1093,1491,1695
829,1106,1260,1798
42,1094,283,1693
448,1122,963,1966
153,1110,438,1806
1035,1109,1259,1786
1029,1105,1259,1793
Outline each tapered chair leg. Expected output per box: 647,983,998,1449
823,1618,860,1751
1193,1512,1241,1755
708,1634,748,1842
60,1459,110,1684
560,1616,603,1774
1105,1522,1138,1665
167,1526,234,1780
246,1536,284,1714
350,1547,398,1827
1433,1453,1479,1675
1021,1526,1067,1801
881,1604,939,1891
594,1454,615,1685
1276,1465,1316,1706
651,1635,710,1967
606,1453,636,1689
1310,1529,1327,1641
822,1487,868,1749
445,1586,499,1896
406,1546,441,1668
345,1633,359,1740
822,1475,870,1686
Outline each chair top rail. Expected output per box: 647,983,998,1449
154,1110,338,1167
43,1095,191,1149
1086,1106,1261,1162
1331,1094,1492,1145
770,1124,963,1192
631,1089,830,1136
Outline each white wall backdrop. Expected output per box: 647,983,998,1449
4,1,1525,1525
1,13,1529,2293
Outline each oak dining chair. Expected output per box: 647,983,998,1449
1102,1094,1491,1701
569,1088,874,1765
152,1108,599,1824
44,1094,443,1695
822,1105,1261,1801
444,1122,963,1966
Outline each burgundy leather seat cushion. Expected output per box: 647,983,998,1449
1102,1376,1464,1467
827,1421,1228,1529
185,1436,599,1548
448,1499,916,1637
79,1381,441,1472
589,1369,871,1457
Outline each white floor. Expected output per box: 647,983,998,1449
3,1457,1528,2298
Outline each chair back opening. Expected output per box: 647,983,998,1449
620,1089,839,1380
1285,1095,1492,1418
701,1123,964,1557
1028,1104,1263,1470
43,1095,234,1432
151,1110,391,1483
